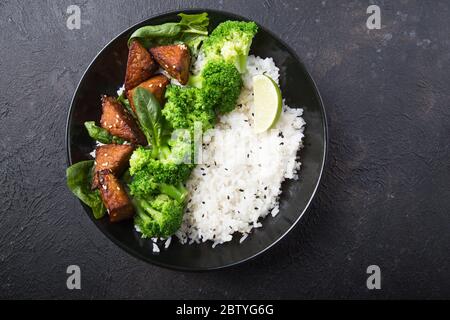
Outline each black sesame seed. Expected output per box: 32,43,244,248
239,189,244,192
255,207,259,210
280,142,284,145
227,195,230,200
202,201,205,204
264,186,268,190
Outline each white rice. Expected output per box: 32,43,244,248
175,55,305,247
119,55,306,249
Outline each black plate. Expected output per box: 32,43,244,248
66,9,327,271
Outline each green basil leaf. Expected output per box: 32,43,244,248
84,121,124,144
66,160,105,219
132,87,163,151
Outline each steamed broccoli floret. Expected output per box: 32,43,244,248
167,129,194,164
189,60,242,114
128,147,191,203
202,21,258,73
162,85,216,131
134,194,184,238
129,147,153,175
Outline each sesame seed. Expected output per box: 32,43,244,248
117,187,121,191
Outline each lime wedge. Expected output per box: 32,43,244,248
253,74,282,133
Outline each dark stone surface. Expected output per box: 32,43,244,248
0,0,449,299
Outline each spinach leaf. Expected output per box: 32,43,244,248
178,12,209,34
128,23,182,47
128,13,209,56
66,160,105,219
132,87,163,156
84,121,124,144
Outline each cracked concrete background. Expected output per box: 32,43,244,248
0,0,449,299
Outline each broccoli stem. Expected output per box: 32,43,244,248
159,145,172,160
188,74,203,88
138,199,163,221
159,183,188,203
238,55,248,73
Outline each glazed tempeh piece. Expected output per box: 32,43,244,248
97,170,134,222
100,96,147,145
149,44,191,85
125,40,158,91
92,144,134,189
127,74,170,112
